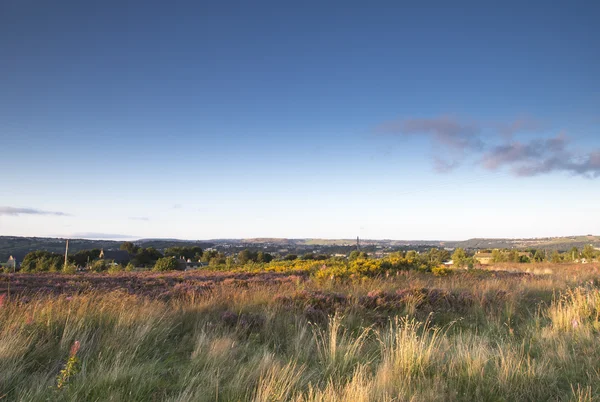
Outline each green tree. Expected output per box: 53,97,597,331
153,257,179,272
238,249,258,264
283,254,298,261
582,244,597,261
551,250,563,263
452,248,467,268
533,250,545,262
120,241,140,255
256,251,273,263
507,249,520,263
569,247,580,261
21,251,63,272
133,248,163,267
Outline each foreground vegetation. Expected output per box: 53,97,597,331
1,262,600,400
0,264,600,401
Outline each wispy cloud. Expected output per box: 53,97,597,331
0,206,71,216
496,116,545,139
129,217,149,221
375,115,484,151
374,115,600,178
481,133,600,178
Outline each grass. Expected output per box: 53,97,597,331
0,263,600,400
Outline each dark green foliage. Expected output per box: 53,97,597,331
120,241,140,255
132,248,163,267
21,251,64,272
70,249,101,267
153,257,179,272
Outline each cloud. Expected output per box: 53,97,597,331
480,133,600,178
496,116,545,139
172,204,182,209
375,115,484,151
129,217,149,221
70,232,137,240
0,206,70,216
375,115,599,178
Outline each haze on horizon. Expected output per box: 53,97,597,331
1,1,599,241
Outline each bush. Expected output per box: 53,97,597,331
90,259,108,272
108,264,124,274
431,266,451,276
153,257,179,272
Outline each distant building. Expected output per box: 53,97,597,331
474,252,493,265
177,258,206,271
98,249,131,264
1,256,17,270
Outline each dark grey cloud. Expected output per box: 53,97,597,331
0,206,70,216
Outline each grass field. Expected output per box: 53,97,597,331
1,263,600,401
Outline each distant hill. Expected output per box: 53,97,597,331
0,236,214,262
1,235,598,262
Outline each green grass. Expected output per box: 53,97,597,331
1,264,600,400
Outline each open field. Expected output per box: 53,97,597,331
1,263,600,401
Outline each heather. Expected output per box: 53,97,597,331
0,263,599,401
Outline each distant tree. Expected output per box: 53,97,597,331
70,249,101,267
533,250,545,262
199,250,216,263
551,250,563,263
153,256,179,272
209,253,226,266
164,246,203,260
452,248,468,268
133,247,163,267
238,249,258,264
301,253,315,260
519,255,531,263
583,244,597,261
491,249,507,264
120,241,140,255
569,247,580,261
283,254,298,261
21,251,63,272
348,250,361,261
507,249,520,263
256,251,273,263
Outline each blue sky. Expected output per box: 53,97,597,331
1,1,599,240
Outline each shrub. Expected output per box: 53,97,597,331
90,259,108,272
153,256,179,272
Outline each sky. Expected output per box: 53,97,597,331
1,0,599,240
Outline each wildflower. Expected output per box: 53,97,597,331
57,341,81,390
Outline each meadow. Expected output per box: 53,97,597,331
1,262,599,401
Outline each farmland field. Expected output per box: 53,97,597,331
1,263,600,401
